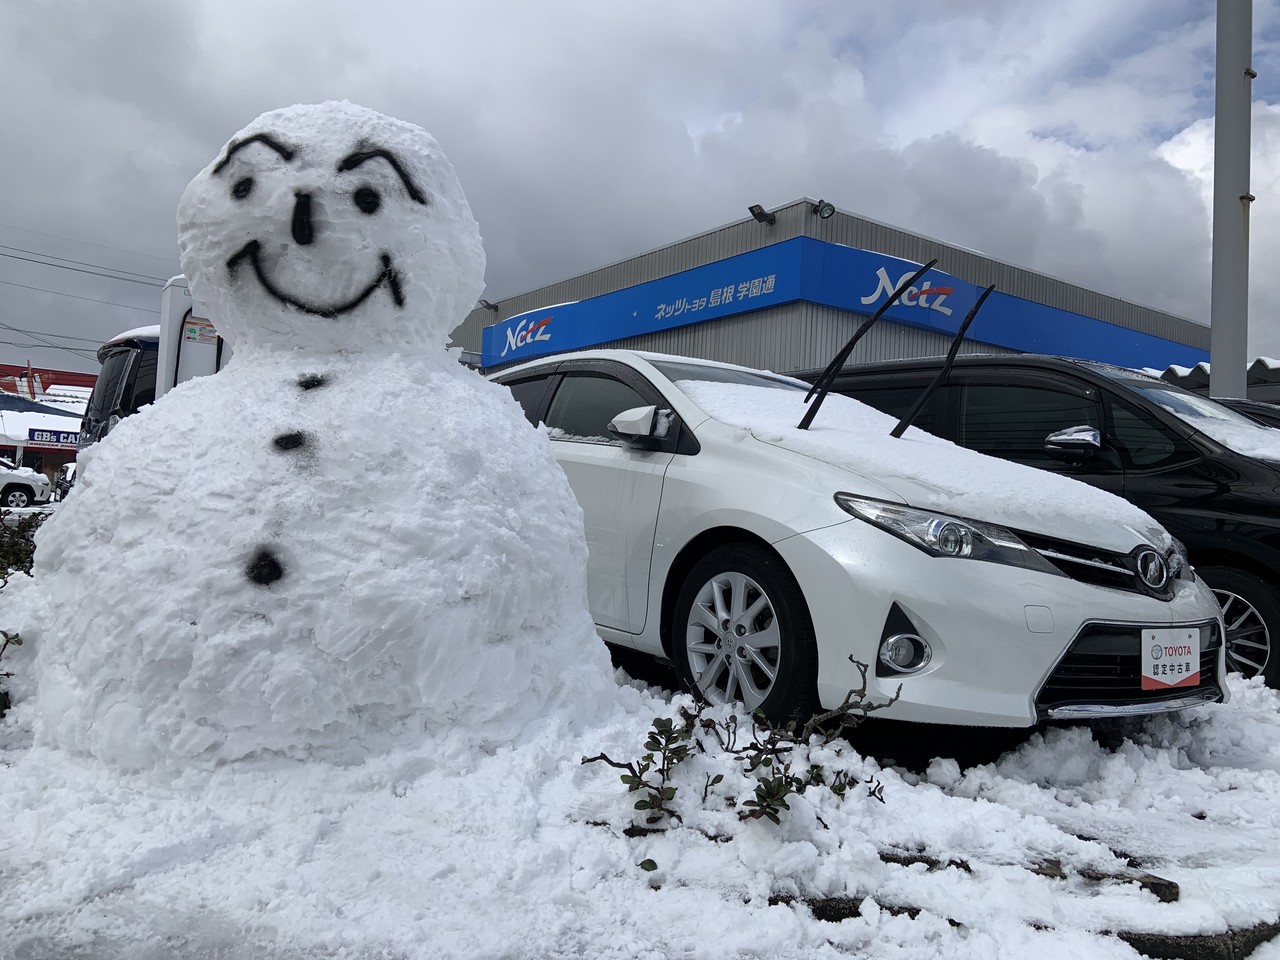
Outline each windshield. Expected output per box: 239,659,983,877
1099,373,1280,461
1121,379,1260,427
647,358,806,392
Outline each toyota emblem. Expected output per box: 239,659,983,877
1136,549,1170,590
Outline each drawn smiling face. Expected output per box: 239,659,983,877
177,101,486,355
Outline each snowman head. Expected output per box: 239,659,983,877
177,101,485,356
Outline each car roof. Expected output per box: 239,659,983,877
788,353,1159,383
492,348,796,381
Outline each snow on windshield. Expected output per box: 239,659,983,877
1128,382,1280,462
676,380,1171,550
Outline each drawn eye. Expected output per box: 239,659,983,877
353,187,380,214
232,177,254,200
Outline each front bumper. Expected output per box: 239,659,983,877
1035,619,1224,721
774,519,1228,728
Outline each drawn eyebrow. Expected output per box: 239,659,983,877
337,148,428,205
212,134,296,175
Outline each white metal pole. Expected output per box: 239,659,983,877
1209,0,1255,399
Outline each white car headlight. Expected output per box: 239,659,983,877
834,493,1061,576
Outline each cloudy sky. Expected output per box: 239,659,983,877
3,0,1280,375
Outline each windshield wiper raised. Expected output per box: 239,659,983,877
798,259,937,430
890,283,995,438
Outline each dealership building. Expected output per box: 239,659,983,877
452,198,1210,378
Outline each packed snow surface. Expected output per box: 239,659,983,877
674,379,1171,552
2,675,1280,958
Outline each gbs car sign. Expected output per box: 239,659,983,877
27,428,80,448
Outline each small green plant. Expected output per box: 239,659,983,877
585,658,899,830
583,714,697,824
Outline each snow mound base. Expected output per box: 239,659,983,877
13,358,614,769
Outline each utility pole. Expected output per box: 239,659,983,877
1209,0,1255,399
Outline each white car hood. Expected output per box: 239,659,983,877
677,381,1171,554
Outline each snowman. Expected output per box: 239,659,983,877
10,101,614,769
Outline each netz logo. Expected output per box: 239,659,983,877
860,267,954,317
500,316,553,357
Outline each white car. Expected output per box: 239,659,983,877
492,350,1228,728
1,456,53,509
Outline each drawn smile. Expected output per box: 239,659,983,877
226,240,405,317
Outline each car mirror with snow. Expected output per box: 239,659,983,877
607,405,664,448
1044,425,1101,462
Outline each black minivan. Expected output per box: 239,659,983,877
802,354,1280,687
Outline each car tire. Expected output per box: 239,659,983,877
672,544,820,726
2,486,32,509
1198,565,1280,687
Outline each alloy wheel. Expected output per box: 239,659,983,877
684,571,781,711
1213,587,1272,678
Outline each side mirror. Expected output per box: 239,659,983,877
608,405,670,449
1045,425,1101,462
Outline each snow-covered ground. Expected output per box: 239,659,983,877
2,670,1279,959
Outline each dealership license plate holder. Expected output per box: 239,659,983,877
1141,627,1200,690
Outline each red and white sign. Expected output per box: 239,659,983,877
1141,627,1200,690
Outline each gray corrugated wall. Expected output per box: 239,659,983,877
452,198,1208,357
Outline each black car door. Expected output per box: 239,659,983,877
950,370,1126,499
1099,391,1208,515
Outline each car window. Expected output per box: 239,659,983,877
648,358,806,392
959,383,1101,464
1105,396,1195,468
840,383,941,434
120,351,158,415
85,348,133,422
502,375,554,426
544,373,650,443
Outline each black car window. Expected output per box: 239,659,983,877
959,383,1101,464
841,383,941,434
85,348,133,422
502,375,554,426
120,351,158,415
1105,396,1195,469
544,374,649,443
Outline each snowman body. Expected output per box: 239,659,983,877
18,102,612,768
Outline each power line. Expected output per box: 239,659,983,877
0,318,98,356
0,219,177,265
0,250,165,287
0,278,158,314
0,243,169,283
0,324,101,345
0,337,96,359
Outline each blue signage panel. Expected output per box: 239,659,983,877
481,241,804,366
799,240,1209,370
482,238,1209,371
27,428,79,447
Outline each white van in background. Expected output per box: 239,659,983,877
78,277,227,450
